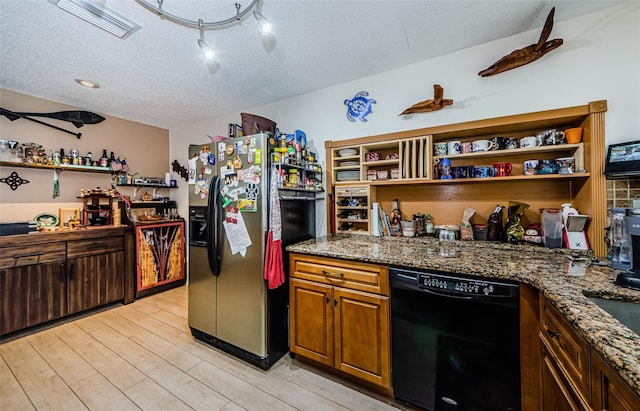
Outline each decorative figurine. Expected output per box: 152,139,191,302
478,8,563,77
344,91,376,122
400,84,453,115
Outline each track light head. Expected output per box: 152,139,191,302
198,19,215,60
253,10,272,35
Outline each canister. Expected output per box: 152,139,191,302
288,169,299,187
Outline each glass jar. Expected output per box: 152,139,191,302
288,169,299,187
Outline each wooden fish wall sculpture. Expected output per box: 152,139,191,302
478,7,563,77
0,107,105,139
400,84,453,115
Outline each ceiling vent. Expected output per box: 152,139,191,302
48,0,141,39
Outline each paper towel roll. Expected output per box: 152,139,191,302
165,172,171,186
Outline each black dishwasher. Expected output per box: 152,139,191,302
390,267,520,411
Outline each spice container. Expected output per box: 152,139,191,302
288,169,299,187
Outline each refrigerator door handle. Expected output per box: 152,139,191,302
207,175,222,276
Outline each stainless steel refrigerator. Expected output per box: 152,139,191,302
188,132,316,369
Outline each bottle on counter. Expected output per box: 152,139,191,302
109,151,116,167
425,213,434,235
390,199,402,236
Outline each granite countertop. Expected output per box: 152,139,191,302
287,235,640,396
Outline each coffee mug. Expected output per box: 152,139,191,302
448,141,461,155
463,165,475,178
505,138,518,150
489,137,506,150
472,139,494,152
493,162,512,177
542,129,566,145
556,157,575,174
461,142,473,154
451,166,466,178
520,136,542,148
565,127,583,144
474,166,495,178
537,159,559,174
524,160,539,175
434,142,448,156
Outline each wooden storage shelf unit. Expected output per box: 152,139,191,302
325,100,608,257
0,161,113,174
334,185,370,235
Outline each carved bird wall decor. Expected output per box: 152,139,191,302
478,7,563,77
400,84,453,115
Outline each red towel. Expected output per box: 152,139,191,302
264,168,285,289
264,231,284,289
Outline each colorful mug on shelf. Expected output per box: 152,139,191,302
472,139,494,152
493,162,513,177
434,142,448,156
474,166,495,178
520,136,543,148
505,138,519,150
565,127,583,144
448,141,462,155
461,142,473,154
524,160,539,175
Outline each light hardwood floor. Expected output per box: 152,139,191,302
0,286,405,411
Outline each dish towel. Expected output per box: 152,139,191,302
264,168,285,289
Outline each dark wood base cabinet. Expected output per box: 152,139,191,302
0,228,133,336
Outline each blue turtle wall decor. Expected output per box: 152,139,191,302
344,91,376,122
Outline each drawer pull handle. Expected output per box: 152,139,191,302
13,252,44,259
322,270,344,278
547,329,560,339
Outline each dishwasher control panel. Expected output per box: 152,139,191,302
390,267,519,301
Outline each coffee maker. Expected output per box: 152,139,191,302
612,208,640,290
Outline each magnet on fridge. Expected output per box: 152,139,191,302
222,197,233,208
255,149,262,165
247,151,254,164
208,153,215,165
225,145,234,156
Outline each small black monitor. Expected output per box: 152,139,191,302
604,140,640,179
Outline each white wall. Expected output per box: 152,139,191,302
170,2,640,237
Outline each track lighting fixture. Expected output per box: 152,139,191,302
253,10,272,35
138,0,272,65
197,19,215,61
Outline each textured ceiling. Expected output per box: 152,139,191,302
0,0,625,129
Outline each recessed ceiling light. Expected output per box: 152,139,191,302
75,79,100,89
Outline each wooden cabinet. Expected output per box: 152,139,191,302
325,100,607,257
0,262,67,335
0,228,134,336
134,220,185,298
289,254,390,391
537,295,640,411
591,349,640,411
67,236,124,314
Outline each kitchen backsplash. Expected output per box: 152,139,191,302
607,179,640,210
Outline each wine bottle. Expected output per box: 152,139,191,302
99,149,109,167
390,198,402,236
109,151,116,167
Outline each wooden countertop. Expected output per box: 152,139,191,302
0,225,132,247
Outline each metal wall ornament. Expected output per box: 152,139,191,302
478,7,563,77
344,91,376,122
1,171,30,191
400,84,453,115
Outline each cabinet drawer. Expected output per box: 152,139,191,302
67,236,124,259
540,296,591,401
0,243,66,269
290,253,388,295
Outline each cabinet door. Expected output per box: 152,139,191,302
591,349,640,411
333,287,390,389
68,251,124,314
289,278,333,366
541,343,590,411
0,262,66,335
